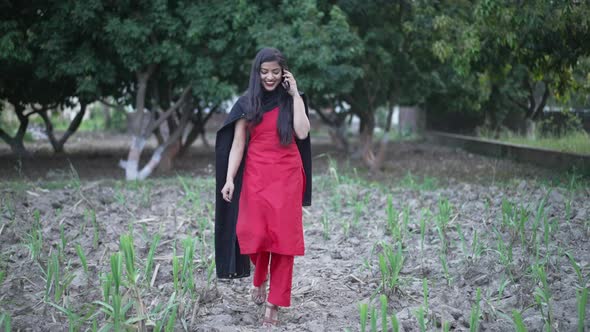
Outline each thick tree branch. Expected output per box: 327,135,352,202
57,102,87,148
532,82,550,121
507,94,529,111
0,127,13,145
99,99,123,109
525,79,536,118
146,85,191,134
314,107,337,127
38,108,60,150
14,104,29,141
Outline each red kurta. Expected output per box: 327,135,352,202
236,107,305,256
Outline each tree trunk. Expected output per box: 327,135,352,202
521,81,550,139
359,111,376,168
385,106,395,133
0,128,28,157
153,104,192,174
122,67,154,180
179,104,216,156
0,104,30,157
524,119,535,140
40,102,88,153
314,106,350,152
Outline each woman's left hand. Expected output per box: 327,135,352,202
282,70,299,96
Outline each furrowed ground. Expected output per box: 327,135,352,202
0,140,588,331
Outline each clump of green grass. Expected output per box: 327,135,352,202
24,209,43,261
357,295,395,332
44,251,74,303
469,288,482,332
378,242,405,293
399,172,438,191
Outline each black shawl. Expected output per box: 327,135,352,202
214,93,312,279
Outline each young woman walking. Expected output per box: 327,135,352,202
215,47,312,327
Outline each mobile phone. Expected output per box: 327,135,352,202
281,68,290,91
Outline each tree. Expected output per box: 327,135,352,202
0,1,112,155
433,0,590,136
252,0,363,152
336,0,443,170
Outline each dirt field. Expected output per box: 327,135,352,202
0,135,589,331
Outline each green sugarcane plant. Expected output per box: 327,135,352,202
577,288,588,332
59,223,66,257
120,234,138,285
75,244,88,274
471,230,484,261
378,242,405,293
321,214,331,240
154,291,178,332
44,251,74,303
512,310,527,332
353,200,364,229
565,252,589,332
145,232,161,283
414,306,426,332
0,312,11,332
206,258,216,294
370,306,377,332
380,294,388,332
86,209,99,249
391,312,399,332
495,229,513,276
181,237,196,295
25,209,43,261
532,263,553,331
469,288,481,332
172,248,180,293
386,194,397,237
359,302,369,332
440,253,452,285
47,301,84,332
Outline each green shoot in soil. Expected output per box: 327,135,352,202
145,232,161,283
321,213,331,240
469,288,481,332
25,209,43,261
75,243,88,273
578,287,588,332
439,253,452,285
380,295,388,332
532,263,553,331
414,306,426,332
359,302,368,332
378,242,404,293
391,312,399,332
0,312,11,332
512,310,527,332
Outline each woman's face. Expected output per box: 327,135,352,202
259,61,282,91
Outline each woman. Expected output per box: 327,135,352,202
214,47,312,327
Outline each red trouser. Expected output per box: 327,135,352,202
249,252,294,307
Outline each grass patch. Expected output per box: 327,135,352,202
493,131,590,155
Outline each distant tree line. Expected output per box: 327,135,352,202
1,0,589,176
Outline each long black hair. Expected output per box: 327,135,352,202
244,47,294,145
